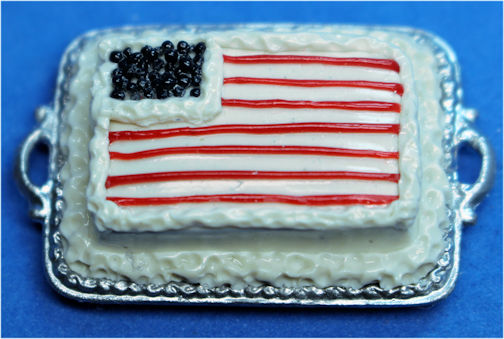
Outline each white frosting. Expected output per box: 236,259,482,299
58,25,449,290
87,30,421,232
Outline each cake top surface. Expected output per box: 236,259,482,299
86,28,421,232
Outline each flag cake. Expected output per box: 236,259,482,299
56,25,450,291
87,29,420,232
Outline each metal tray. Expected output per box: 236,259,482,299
16,24,495,306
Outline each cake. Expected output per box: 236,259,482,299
59,25,449,290
87,29,420,233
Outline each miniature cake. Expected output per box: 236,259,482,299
59,26,449,290
87,30,420,232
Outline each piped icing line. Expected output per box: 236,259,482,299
107,194,399,206
105,171,400,188
223,77,404,95
220,99,401,112
109,123,400,143
222,55,400,72
109,145,399,160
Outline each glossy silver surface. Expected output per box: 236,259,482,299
16,25,495,306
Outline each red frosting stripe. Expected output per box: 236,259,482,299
223,55,400,72
105,171,400,188
109,122,400,143
223,77,404,95
109,145,399,160
221,99,401,112
107,194,399,206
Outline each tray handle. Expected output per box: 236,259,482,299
15,106,56,223
455,109,496,224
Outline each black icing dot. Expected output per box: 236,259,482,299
190,87,201,97
178,55,193,72
109,51,124,63
109,41,206,100
141,45,158,60
112,68,124,78
160,76,176,90
177,41,190,54
126,81,138,92
164,49,178,64
191,75,202,86
117,59,129,70
111,89,125,100
112,75,129,89
171,84,185,97
193,55,204,68
194,42,206,55
143,88,156,99
122,47,132,58
177,76,191,89
129,52,143,64
161,40,174,52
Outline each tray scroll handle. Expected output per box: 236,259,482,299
15,105,56,223
455,108,496,224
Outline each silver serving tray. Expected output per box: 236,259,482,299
16,24,495,306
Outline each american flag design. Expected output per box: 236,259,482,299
106,49,403,207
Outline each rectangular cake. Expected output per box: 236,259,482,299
57,25,450,292
86,29,420,232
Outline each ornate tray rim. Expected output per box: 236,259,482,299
16,24,496,306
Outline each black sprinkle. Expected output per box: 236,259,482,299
190,88,201,97
191,75,202,86
112,68,124,78
122,47,132,58
111,89,125,100
160,77,176,90
118,59,129,70
177,41,190,54
141,45,158,60
194,42,206,54
164,49,178,64
179,55,193,72
161,40,174,52
171,84,185,97
109,51,124,63
177,76,191,89
144,88,156,99
112,75,129,89
127,81,138,92
129,52,143,64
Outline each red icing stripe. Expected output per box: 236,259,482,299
109,122,400,143
223,55,400,72
221,99,401,112
107,194,399,206
223,77,404,95
109,145,399,160
105,171,400,188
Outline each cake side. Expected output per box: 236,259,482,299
87,29,421,232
